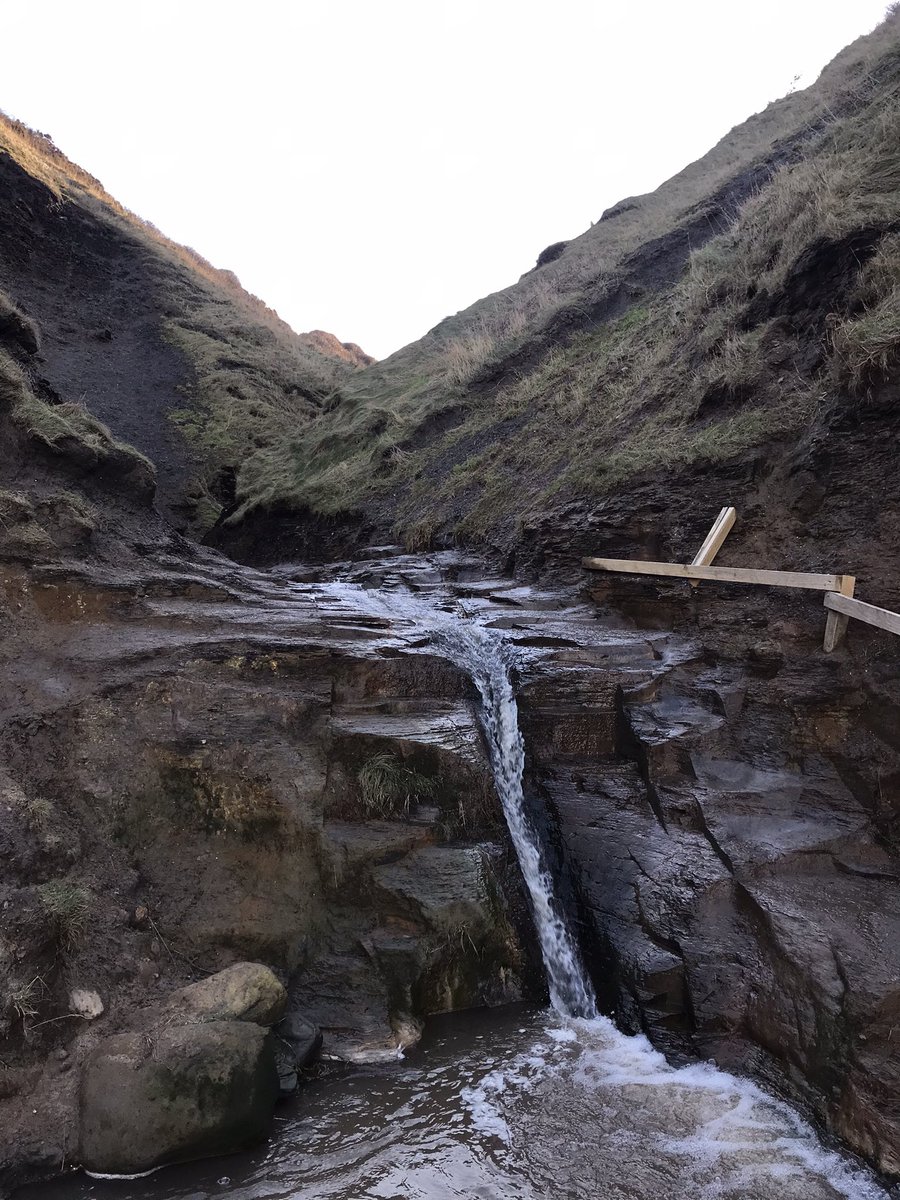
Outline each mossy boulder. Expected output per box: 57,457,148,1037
77,965,286,1174
78,1021,278,1174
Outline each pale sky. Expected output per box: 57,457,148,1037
1,1,891,359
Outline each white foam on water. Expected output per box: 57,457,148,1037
461,1014,888,1200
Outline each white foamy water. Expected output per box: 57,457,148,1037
459,1011,888,1200
435,619,597,1018
37,1007,888,1200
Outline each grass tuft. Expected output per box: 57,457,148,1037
38,880,90,950
356,753,438,818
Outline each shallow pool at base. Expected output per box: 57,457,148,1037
29,1004,889,1200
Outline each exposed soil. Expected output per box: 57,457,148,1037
0,156,198,521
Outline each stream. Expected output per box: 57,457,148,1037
20,570,892,1200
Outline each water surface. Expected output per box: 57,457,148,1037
34,1005,888,1200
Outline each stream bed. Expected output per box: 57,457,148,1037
29,1003,887,1200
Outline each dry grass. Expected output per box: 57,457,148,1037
0,289,39,354
8,975,46,1025
220,10,900,535
38,880,90,950
0,348,155,502
831,232,900,396
356,753,438,818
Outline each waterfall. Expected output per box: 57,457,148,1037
326,580,597,1018
436,622,597,1019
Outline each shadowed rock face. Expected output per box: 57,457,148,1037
2,540,899,1185
513,578,900,1179
0,549,538,1187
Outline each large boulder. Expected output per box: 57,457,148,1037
79,1020,278,1175
77,964,287,1175
165,962,287,1026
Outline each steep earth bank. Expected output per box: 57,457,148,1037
0,115,372,532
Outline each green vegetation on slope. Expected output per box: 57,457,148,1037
223,9,900,547
0,115,371,527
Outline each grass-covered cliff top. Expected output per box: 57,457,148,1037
223,9,900,547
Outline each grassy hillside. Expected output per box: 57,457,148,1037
0,116,372,529
221,9,900,551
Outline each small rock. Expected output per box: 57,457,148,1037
69,988,104,1020
275,1049,298,1097
275,1010,322,1068
130,905,150,929
747,639,784,678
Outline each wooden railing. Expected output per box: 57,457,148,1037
582,507,898,652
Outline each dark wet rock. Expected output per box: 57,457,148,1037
275,1010,322,1069
530,593,900,1178
78,1021,278,1174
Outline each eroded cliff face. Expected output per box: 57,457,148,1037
0,550,538,1187
519,568,900,1178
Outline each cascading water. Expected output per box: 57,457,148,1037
435,621,597,1019
351,578,597,1017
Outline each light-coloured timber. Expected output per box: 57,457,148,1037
823,576,856,652
582,557,848,592
690,506,736,588
692,506,736,567
824,591,900,639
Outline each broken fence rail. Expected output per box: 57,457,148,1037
582,507,898,652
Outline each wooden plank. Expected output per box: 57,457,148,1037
581,558,846,591
690,506,736,588
823,576,856,652
824,591,900,638
692,507,736,567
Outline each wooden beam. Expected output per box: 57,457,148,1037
823,576,856,652
690,506,736,588
581,558,847,592
692,507,736,567
824,590,900,640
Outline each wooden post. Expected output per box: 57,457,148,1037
689,506,736,587
823,575,856,652
581,559,845,591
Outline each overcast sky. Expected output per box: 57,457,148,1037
1,1,891,358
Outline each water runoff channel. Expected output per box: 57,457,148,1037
31,579,893,1200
